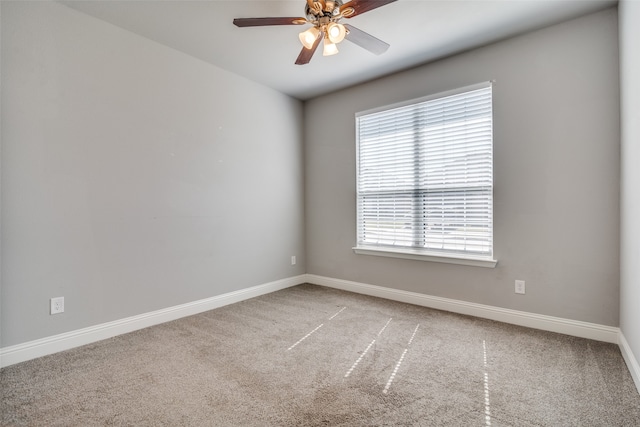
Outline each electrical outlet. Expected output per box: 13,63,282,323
291,255,296,266
515,280,526,295
50,297,64,315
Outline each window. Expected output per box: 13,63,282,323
355,82,496,267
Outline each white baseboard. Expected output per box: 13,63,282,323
0,275,305,368
305,274,620,344
1,273,625,373
619,332,640,394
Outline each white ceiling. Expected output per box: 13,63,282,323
61,0,616,100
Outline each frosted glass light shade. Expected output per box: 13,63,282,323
299,27,320,49
323,40,339,56
327,23,346,44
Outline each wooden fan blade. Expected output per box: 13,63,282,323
340,0,397,18
233,17,307,27
295,32,324,65
344,24,389,55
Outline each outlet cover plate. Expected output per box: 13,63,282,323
51,297,64,314
515,280,526,295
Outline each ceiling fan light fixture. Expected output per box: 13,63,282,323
323,39,339,56
327,22,346,44
299,26,320,49
233,0,397,65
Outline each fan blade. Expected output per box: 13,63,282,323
340,0,397,18
233,17,306,27
344,24,389,55
295,32,323,65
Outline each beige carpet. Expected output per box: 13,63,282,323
2,284,640,426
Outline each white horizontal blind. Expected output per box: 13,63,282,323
356,83,493,258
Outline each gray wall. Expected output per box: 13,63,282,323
0,1,305,347
305,9,620,326
620,0,640,366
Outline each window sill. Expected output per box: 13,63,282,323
353,246,498,268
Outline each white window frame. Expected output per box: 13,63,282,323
354,82,497,268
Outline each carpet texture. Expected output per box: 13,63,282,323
2,284,639,426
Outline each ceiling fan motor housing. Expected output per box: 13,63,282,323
305,0,344,23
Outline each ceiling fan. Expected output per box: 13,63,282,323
233,0,397,65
